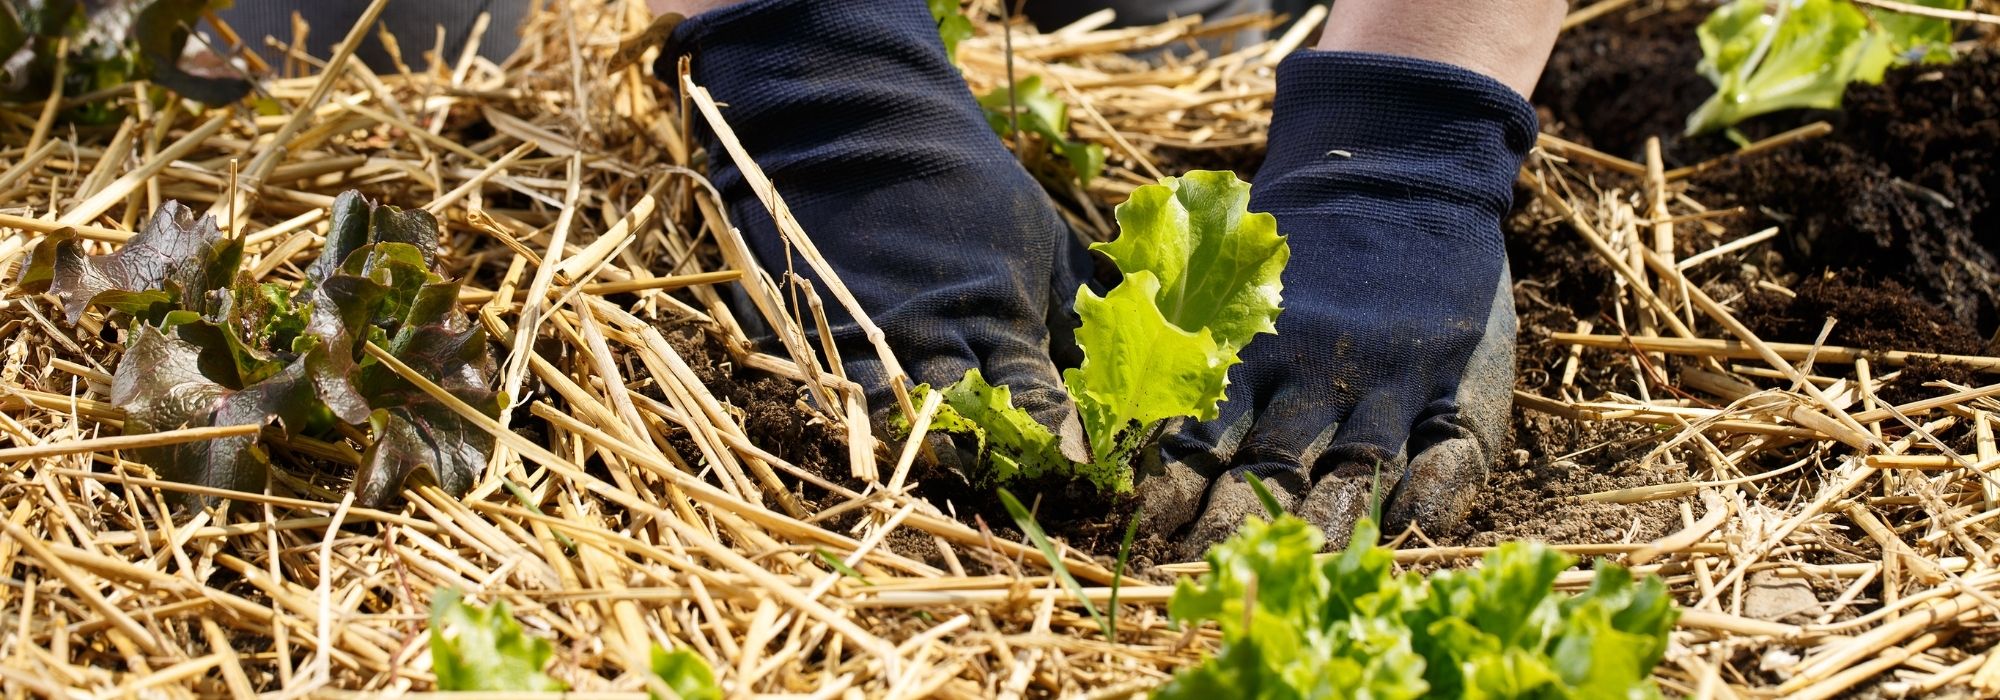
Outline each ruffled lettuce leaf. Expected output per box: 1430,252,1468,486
917,170,1286,493
17,201,239,323
1161,516,1678,700
1687,0,1963,135
15,191,499,507
429,588,566,692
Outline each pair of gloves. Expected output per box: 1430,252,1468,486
665,0,1534,557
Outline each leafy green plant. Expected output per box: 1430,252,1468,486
979,75,1108,186
910,170,1286,493
1686,0,1962,135
429,588,566,692
928,0,972,64
13,191,501,507
649,645,721,700
0,0,250,115
1158,516,1679,700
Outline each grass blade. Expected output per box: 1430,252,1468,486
815,547,872,586
1108,508,1141,645
1246,475,1284,520
997,487,1109,638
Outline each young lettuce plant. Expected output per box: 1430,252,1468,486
13,191,501,507
1686,0,1962,135
1160,516,1679,699
430,588,567,692
979,75,1109,186
913,170,1287,492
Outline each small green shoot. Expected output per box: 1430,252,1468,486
816,547,874,586
503,479,575,552
1108,508,1142,645
429,588,566,692
928,0,973,64
1245,476,1284,520
998,487,1111,639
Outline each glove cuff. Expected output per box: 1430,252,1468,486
1256,50,1539,244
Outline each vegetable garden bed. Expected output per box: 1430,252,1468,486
2,0,1998,697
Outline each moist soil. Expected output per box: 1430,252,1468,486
652,5,2000,565
650,323,1161,574
1493,6,2000,545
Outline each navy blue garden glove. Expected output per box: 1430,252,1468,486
664,0,1095,455
1135,52,1534,558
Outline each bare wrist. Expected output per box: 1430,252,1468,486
1314,0,1566,97
647,0,747,17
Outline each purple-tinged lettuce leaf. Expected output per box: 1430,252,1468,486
353,318,499,506
111,324,364,499
132,0,250,106
15,200,240,323
308,190,373,286
24,190,497,507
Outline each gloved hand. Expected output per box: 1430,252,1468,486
664,0,1094,452
1135,52,1536,559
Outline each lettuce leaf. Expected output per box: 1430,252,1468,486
979,75,1108,185
928,0,972,64
13,191,500,507
429,588,566,692
1161,516,1679,700
1687,0,1963,135
649,646,721,700
911,171,1286,493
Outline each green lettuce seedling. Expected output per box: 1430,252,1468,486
1159,516,1679,700
13,191,501,507
430,588,566,692
649,645,721,700
979,75,1109,186
911,170,1287,492
1686,0,1962,135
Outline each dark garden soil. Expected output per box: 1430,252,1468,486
1464,6,2000,548
649,5,2000,566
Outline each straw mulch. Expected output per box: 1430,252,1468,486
0,0,1995,697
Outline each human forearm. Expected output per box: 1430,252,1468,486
1315,0,1565,97
647,0,743,17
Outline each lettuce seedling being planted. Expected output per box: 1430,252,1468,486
13,191,501,507
1160,515,1679,700
1686,0,1962,135
911,170,1288,492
